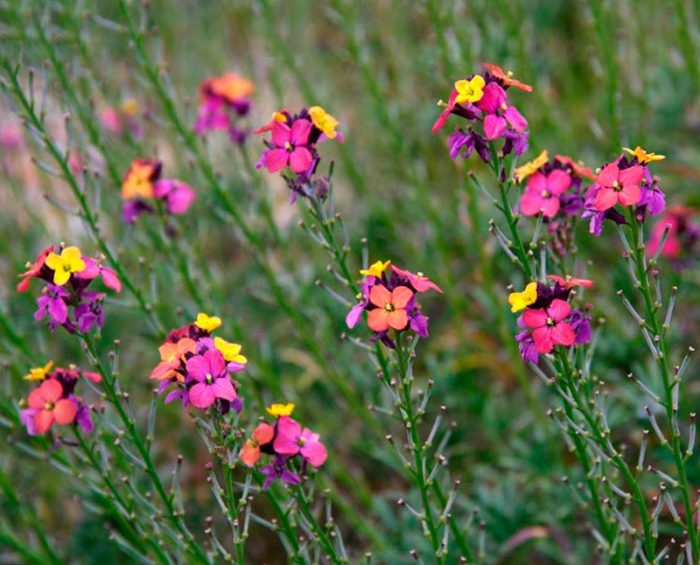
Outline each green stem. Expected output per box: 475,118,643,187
292,485,345,564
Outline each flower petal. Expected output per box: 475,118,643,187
548,299,571,322
522,308,548,329
270,120,291,146
391,286,414,309
367,308,389,332
301,441,328,467
53,399,78,425
386,309,408,330
34,410,54,434
483,114,507,140
289,146,313,173
290,119,312,145
211,377,237,402
551,322,576,346
189,383,216,408
369,285,392,308
262,148,289,173
547,170,572,195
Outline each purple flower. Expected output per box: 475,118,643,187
568,310,592,345
261,455,301,489
20,408,39,436
448,129,491,163
122,199,153,224
516,330,539,363
153,179,196,216
75,401,94,433
35,284,70,330
74,291,104,333
409,310,429,337
638,185,666,216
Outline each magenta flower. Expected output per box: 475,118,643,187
153,180,196,216
483,106,527,140
261,120,314,173
273,416,328,467
522,299,576,354
391,265,443,293
520,170,572,218
593,162,644,211
74,257,122,293
185,349,237,409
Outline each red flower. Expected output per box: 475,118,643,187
593,162,644,211
17,244,54,293
522,299,575,354
27,379,77,434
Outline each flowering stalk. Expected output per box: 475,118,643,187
623,211,699,556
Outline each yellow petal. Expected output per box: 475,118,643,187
24,361,54,381
195,313,222,332
53,267,71,286
61,246,82,265
508,282,538,312
360,260,391,278
514,150,549,183
44,252,62,271
266,403,295,417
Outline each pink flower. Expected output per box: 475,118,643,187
153,179,196,215
261,119,314,173
475,82,506,113
74,257,123,293
185,349,237,409
522,299,576,354
519,170,572,218
593,162,644,211
391,265,443,293
273,416,328,467
483,106,528,139
431,90,459,135
27,379,77,434
547,275,594,289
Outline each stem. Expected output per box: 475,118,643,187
292,485,345,564
81,334,210,564
626,214,699,556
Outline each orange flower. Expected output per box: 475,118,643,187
205,73,254,103
240,423,275,466
149,338,196,381
367,285,414,332
483,63,533,92
121,159,161,200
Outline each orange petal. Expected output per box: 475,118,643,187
391,286,414,309
53,399,77,425
35,410,54,434
387,309,408,330
367,308,390,332
252,423,274,445
240,442,260,467
369,284,392,308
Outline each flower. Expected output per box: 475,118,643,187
74,257,122,293
273,416,328,467
195,73,253,142
514,150,549,183
121,159,161,200
360,260,391,278
185,349,237,409
508,282,538,312
213,337,248,365
308,106,340,139
266,403,295,418
17,244,54,293
26,379,77,434
554,155,596,180
195,313,222,332
391,266,443,293
454,75,486,104
150,338,196,381
516,330,539,363
240,423,274,466
35,284,70,329
24,361,54,381
592,162,644,211
519,170,572,218
260,119,314,173
45,247,86,286
261,456,301,488
483,63,533,92
647,206,700,264
367,285,413,332
153,180,196,216
623,146,665,164
522,299,576,354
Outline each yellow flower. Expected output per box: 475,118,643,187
45,246,86,286
360,260,391,278
121,98,139,116
23,361,53,381
309,106,340,139
508,282,538,313
454,75,486,104
195,313,222,332
623,146,665,164
266,403,295,418
121,159,158,200
214,337,248,364
514,150,549,183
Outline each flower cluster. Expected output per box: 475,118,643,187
582,146,666,236
240,403,327,488
515,150,596,255
194,72,254,144
346,260,442,348
509,276,593,363
648,205,700,267
20,362,100,436
99,98,143,139
150,313,247,411
256,106,341,202
121,158,196,224
433,63,531,163
17,245,122,334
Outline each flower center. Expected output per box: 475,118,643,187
541,190,551,198
284,141,293,151
384,303,395,312
612,180,622,192
205,373,213,384
297,437,307,446
44,401,55,410
546,317,555,327
63,264,72,272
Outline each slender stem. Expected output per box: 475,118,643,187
626,214,699,556
292,485,344,564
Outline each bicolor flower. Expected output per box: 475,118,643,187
240,423,274,466
74,257,122,293
273,416,328,467
45,247,86,286
17,244,54,293
514,150,549,183
121,159,161,200
522,299,576,354
547,275,594,289
367,285,413,332
391,266,443,293
150,338,196,381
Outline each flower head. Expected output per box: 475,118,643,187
454,75,486,104
391,266,443,293
367,285,413,332
360,260,391,278
508,282,538,312
45,247,86,286
17,244,54,293
520,170,572,218
522,299,576,354
623,146,665,164
240,423,274,466
185,349,237,409
273,416,328,467
483,63,533,92
150,337,196,381
592,162,644,211
195,313,222,333
121,159,161,200
260,119,314,173
308,106,340,140
27,379,77,434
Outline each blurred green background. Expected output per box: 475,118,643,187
1,0,700,562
